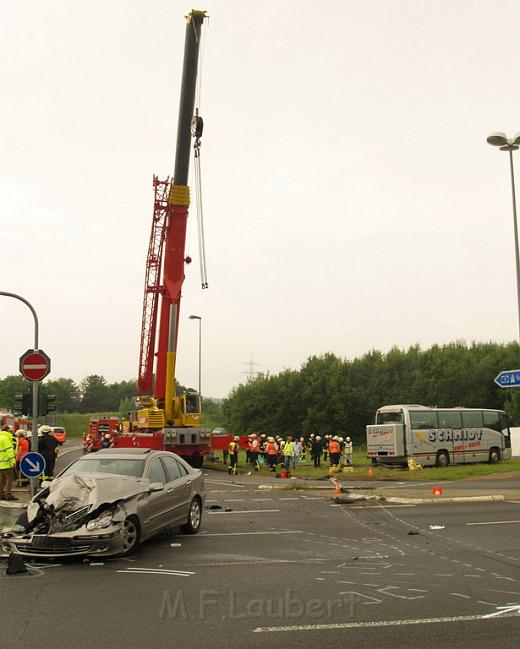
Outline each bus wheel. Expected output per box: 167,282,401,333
436,451,449,468
488,447,500,464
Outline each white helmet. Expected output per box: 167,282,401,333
346,437,351,442
338,437,344,442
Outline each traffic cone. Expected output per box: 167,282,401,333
334,480,342,495
368,467,374,478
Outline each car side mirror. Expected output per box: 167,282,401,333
150,482,164,492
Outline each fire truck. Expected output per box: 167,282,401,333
112,10,211,467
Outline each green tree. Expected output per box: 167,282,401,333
0,375,31,411
43,377,81,413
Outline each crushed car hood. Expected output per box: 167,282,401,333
28,472,151,523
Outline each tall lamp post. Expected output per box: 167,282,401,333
487,132,520,343
189,315,202,398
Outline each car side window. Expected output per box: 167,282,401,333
147,458,167,484
161,455,187,481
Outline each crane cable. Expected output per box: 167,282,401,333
193,16,208,289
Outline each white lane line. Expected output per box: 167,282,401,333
278,497,299,501
450,593,471,599
505,501,520,504
253,613,514,633
251,498,272,502
200,530,303,537
466,520,520,526
58,445,82,457
207,509,280,515
223,499,246,502
351,505,416,509
123,567,195,574
205,479,245,488
117,571,191,577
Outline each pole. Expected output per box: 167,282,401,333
0,291,40,495
508,150,520,345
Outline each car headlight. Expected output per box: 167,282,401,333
86,510,114,530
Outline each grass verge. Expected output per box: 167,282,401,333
204,449,520,481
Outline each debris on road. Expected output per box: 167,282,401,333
170,543,182,548
429,525,445,530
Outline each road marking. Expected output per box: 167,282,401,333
205,479,245,488
207,509,280,515
223,499,246,502
58,445,83,457
278,497,299,501
466,520,520,526
253,613,516,633
117,568,194,576
351,505,416,509
505,501,520,504
200,530,303,537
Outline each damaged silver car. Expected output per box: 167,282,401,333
1,448,205,558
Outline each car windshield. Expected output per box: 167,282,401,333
61,458,145,478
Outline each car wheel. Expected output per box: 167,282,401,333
180,498,202,535
436,451,449,468
488,447,500,464
121,516,141,555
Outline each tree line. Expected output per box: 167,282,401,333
221,341,520,442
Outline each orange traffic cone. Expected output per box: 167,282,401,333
368,467,374,478
334,480,342,495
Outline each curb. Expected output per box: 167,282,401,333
382,495,505,505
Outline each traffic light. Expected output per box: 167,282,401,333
39,394,57,416
14,392,32,415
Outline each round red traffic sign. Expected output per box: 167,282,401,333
19,349,51,381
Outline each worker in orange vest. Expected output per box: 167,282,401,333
250,433,260,471
328,436,341,468
265,436,278,472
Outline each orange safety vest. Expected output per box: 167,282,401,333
329,440,340,454
266,442,277,455
251,439,260,451
16,437,30,462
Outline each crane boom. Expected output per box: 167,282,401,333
139,10,206,425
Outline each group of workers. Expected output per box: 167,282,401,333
225,432,354,475
0,424,60,501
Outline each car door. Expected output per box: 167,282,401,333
160,455,193,526
141,457,172,536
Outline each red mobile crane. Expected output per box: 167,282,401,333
113,10,210,466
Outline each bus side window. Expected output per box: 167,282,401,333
438,411,462,429
483,411,501,432
462,411,483,428
410,412,438,430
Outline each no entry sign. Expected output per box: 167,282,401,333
19,348,51,381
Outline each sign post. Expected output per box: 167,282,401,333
0,292,48,496
494,369,520,388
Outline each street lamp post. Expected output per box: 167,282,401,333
487,132,520,344
189,315,202,398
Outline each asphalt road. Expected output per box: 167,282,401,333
1,455,519,649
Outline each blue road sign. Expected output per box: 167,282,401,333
20,452,46,478
495,369,520,388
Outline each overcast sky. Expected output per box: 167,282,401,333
2,0,520,399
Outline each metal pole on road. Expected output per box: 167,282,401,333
0,291,40,495
487,132,520,345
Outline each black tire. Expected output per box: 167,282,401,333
180,498,202,535
488,447,501,464
436,451,449,468
120,516,141,556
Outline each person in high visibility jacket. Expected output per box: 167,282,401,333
283,436,295,471
250,433,260,471
228,436,239,475
0,425,17,501
328,436,341,467
15,430,30,480
265,436,278,472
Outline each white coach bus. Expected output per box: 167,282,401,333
367,404,512,467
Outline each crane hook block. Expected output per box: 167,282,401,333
191,115,204,139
